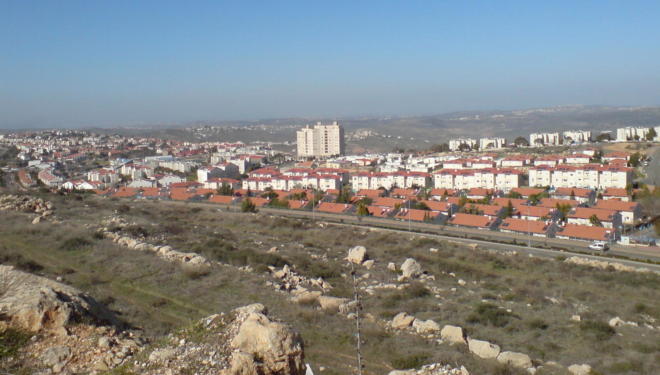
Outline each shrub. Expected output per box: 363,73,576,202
406,282,431,298
527,318,549,330
467,303,517,327
391,353,430,370
0,328,31,360
579,320,615,340
59,236,92,251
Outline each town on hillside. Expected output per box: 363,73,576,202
1,123,658,247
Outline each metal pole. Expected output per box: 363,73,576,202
527,205,531,248
350,263,363,375
408,198,411,232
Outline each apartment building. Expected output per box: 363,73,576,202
528,165,631,189
448,138,477,151
479,137,506,150
529,132,560,146
432,168,522,191
563,130,591,143
616,126,658,141
296,121,345,158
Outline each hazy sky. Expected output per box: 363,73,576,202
2,1,660,128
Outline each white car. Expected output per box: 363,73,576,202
588,241,609,252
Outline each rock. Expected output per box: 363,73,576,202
41,345,70,367
362,260,375,269
347,246,367,264
460,365,470,375
98,336,112,348
571,315,581,322
401,258,422,278
568,364,592,375
93,361,110,371
457,279,466,286
609,317,624,327
413,318,440,334
149,348,177,363
235,303,267,315
387,262,397,271
32,216,41,224
0,265,117,335
230,310,305,375
497,351,532,369
468,338,501,359
268,246,278,253
440,325,466,344
292,291,322,305
318,296,349,312
391,312,416,329
388,371,415,375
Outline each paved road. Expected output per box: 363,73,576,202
165,200,660,272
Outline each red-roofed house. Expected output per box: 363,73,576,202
447,213,498,229
556,224,614,242
510,187,546,198
553,188,596,204
567,207,621,229
601,188,630,202
593,200,641,224
208,195,236,205
316,202,354,214
394,208,441,222
499,218,557,238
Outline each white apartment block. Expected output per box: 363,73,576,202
479,137,506,150
563,130,591,143
616,126,659,141
528,165,632,189
530,132,560,146
350,172,431,191
296,121,345,158
432,168,522,191
448,138,477,151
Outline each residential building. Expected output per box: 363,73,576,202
296,121,345,158
448,138,477,151
530,132,560,146
479,137,506,150
563,130,591,143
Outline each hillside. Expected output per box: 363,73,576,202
0,191,659,374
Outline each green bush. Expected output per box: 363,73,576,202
391,353,430,370
467,303,517,327
0,328,31,360
579,320,615,340
58,236,92,251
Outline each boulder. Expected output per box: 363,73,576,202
0,265,117,335
229,310,305,375
148,348,177,363
497,351,532,369
41,346,70,367
235,303,267,315
292,291,322,305
362,260,375,269
468,338,501,359
387,262,397,271
391,312,416,329
608,317,624,327
347,246,367,264
388,371,415,375
413,318,440,334
440,325,466,344
32,216,41,224
568,364,592,375
317,296,349,312
401,258,422,278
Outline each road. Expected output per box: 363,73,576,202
163,200,660,272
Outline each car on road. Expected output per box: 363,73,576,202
589,241,610,252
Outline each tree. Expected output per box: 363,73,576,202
500,200,515,218
513,136,529,147
241,198,257,213
508,191,522,199
628,152,642,168
356,202,370,216
556,203,572,223
430,143,450,153
596,133,612,142
570,190,576,200
647,127,657,141
412,201,430,210
218,182,233,196
458,143,472,152
261,187,278,200
268,198,289,208
589,214,602,227
336,187,352,203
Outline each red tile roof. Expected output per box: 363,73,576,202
500,218,551,234
372,197,406,208
316,202,352,214
554,188,593,198
593,200,639,212
395,209,439,222
510,187,546,197
492,197,528,208
420,200,452,212
464,204,503,217
448,213,495,228
538,198,579,208
558,224,612,241
112,187,138,198
356,189,385,198
568,207,617,221
208,195,235,204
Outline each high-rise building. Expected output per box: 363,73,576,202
296,121,345,158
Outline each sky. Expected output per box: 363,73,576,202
2,1,660,128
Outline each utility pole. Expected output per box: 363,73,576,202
408,198,411,232
350,263,363,375
527,205,531,248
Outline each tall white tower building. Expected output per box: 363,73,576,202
296,121,345,158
